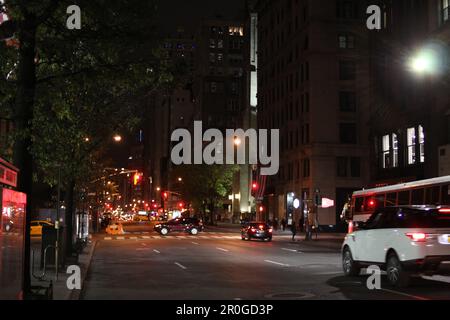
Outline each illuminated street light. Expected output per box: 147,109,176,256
234,137,241,146
178,177,183,182
408,43,446,76
113,135,122,142
156,187,161,192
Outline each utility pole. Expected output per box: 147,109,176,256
55,166,61,280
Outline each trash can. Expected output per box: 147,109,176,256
41,225,65,268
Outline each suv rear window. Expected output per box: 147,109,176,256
395,208,450,228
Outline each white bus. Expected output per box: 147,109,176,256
343,176,450,232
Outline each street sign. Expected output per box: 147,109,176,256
320,198,335,209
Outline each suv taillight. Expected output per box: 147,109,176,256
405,232,427,242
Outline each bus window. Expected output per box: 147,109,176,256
375,194,386,207
355,197,364,212
398,191,410,205
425,186,440,205
442,185,450,205
386,192,397,206
411,188,424,205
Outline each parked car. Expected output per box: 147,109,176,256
342,206,450,287
30,220,54,236
154,217,204,235
241,222,273,242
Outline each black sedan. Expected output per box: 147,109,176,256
154,217,204,235
241,222,273,242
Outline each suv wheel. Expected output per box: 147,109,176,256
386,253,410,288
160,227,169,236
342,248,361,276
190,228,199,235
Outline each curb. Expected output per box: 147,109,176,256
69,240,98,300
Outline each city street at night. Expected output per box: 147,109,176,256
80,222,450,301
2,0,450,314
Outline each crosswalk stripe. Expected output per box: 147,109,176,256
104,237,112,240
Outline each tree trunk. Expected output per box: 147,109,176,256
65,179,76,256
208,201,215,226
13,14,37,300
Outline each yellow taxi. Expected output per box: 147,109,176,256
30,220,54,236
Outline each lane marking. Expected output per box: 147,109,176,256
216,247,229,252
116,236,125,240
104,237,112,241
153,249,160,254
142,236,151,239
264,260,290,267
192,242,199,245
313,271,342,275
129,236,138,240
381,288,429,301
282,248,302,253
175,262,187,270
422,275,450,284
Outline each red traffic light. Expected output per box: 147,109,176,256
178,202,184,208
252,182,258,190
163,192,168,199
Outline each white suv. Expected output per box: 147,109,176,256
342,206,450,287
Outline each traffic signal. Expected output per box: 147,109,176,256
133,173,142,186
252,182,258,190
178,202,184,209
163,192,168,199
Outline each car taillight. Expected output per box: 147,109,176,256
259,225,264,229
439,208,450,214
405,232,427,242
250,228,256,233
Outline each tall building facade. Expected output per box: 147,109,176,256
256,0,372,228
368,0,450,185
193,17,256,222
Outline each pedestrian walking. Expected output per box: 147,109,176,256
273,218,279,231
281,218,286,231
291,223,297,241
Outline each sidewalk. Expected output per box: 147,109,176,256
30,239,97,300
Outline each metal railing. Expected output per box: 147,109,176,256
32,245,56,281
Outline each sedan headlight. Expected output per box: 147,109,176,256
155,224,161,228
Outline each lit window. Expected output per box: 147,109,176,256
382,135,390,168
209,53,215,63
392,134,399,167
217,53,224,62
209,39,216,49
419,125,425,163
407,127,416,165
229,26,244,36
442,0,449,23
218,39,224,49
338,35,355,49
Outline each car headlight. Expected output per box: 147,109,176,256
155,224,161,228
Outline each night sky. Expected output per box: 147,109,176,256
155,0,246,35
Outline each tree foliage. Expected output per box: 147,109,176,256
172,165,238,223
1,0,175,188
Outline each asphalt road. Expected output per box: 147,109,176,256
80,222,450,300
